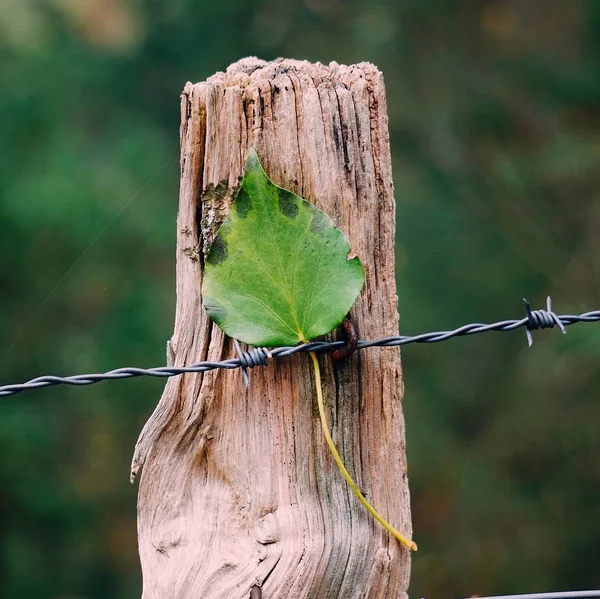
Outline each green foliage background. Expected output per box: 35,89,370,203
0,1,598,597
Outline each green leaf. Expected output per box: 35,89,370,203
202,148,365,347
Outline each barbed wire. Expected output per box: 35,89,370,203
1,297,598,398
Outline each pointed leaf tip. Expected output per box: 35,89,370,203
245,147,260,173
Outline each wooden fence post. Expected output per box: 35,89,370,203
132,57,412,599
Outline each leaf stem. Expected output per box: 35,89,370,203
309,351,417,552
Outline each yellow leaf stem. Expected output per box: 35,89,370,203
309,351,417,552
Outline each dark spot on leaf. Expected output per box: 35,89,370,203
278,189,298,219
207,234,228,265
235,188,253,218
309,207,331,236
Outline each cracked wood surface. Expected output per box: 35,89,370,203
132,57,412,599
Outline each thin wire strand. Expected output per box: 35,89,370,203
1,303,598,398
0,154,174,361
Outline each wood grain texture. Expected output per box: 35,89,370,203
132,57,411,599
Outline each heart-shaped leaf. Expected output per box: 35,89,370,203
202,148,364,347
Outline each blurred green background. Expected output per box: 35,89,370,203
1,1,599,597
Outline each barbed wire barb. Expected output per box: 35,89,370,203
1,298,599,398
523,296,566,347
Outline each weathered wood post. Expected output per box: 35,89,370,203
132,58,412,599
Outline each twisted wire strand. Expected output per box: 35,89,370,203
1,304,598,398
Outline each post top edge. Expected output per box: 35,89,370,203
183,57,383,91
